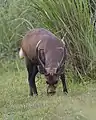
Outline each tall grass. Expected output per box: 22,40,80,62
32,0,96,79
0,0,39,59
0,0,96,80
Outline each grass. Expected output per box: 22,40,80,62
0,0,96,119
0,59,96,120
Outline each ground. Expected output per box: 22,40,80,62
0,60,96,120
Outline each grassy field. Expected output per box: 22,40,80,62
0,60,96,120
0,0,96,120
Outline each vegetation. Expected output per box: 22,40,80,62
0,0,96,119
0,0,96,80
32,0,96,79
0,59,96,120
0,0,96,120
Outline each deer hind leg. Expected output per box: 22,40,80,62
25,58,38,96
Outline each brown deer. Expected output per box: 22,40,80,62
19,28,68,96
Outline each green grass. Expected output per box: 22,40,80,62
0,60,96,120
0,0,96,119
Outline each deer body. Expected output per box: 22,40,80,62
19,28,68,95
